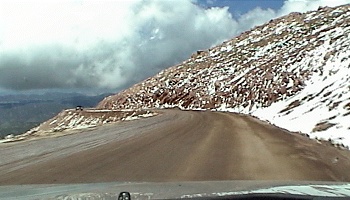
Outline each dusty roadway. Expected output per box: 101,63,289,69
1,109,350,185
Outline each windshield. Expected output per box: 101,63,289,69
1,0,350,199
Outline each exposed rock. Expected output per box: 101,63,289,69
312,121,336,132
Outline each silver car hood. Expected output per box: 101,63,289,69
1,180,350,199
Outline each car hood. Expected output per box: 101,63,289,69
1,180,350,199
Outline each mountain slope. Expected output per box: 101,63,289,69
0,92,112,138
98,4,350,148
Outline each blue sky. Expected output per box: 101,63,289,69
198,0,285,17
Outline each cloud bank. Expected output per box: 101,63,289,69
0,0,348,91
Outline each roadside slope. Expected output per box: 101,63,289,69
97,4,350,148
1,110,350,184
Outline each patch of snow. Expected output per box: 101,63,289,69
124,116,140,121
138,113,156,118
252,34,350,148
49,119,57,125
72,124,97,130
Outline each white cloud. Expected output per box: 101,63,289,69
0,0,348,91
0,0,239,90
237,7,277,31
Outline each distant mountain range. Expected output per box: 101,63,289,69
0,92,112,138
97,4,350,148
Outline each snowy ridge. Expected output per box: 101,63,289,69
97,5,350,148
35,109,157,132
0,109,157,142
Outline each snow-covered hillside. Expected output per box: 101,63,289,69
97,4,350,149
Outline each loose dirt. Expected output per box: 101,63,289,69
1,110,350,185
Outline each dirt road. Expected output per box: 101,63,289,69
1,109,350,184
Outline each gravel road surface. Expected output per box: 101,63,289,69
1,109,350,184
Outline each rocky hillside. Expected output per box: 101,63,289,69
98,4,350,148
